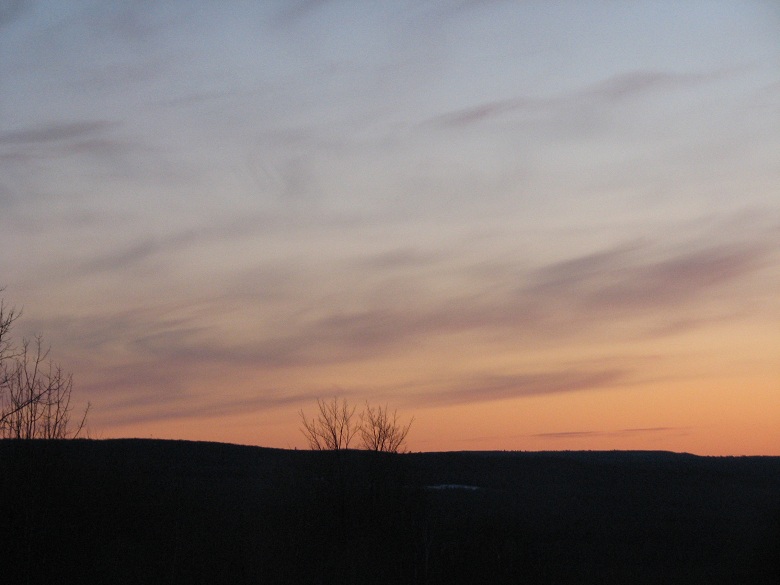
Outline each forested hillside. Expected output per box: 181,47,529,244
1,440,778,584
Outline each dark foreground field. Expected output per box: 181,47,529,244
1,440,779,584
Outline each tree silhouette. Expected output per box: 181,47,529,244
0,296,17,365
360,401,413,453
0,293,89,439
299,396,360,450
300,397,413,452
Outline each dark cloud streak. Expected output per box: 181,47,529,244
32,217,777,423
533,427,690,439
0,0,27,28
72,230,775,375
0,120,118,145
428,69,730,128
74,213,292,276
533,241,772,315
418,369,628,406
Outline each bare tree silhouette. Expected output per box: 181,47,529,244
0,293,89,439
299,397,413,452
360,402,413,453
0,296,18,364
299,396,360,450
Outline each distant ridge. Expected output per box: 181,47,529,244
2,439,778,584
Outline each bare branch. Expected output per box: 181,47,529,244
299,397,360,450
0,294,88,439
359,402,413,453
0,296,20,358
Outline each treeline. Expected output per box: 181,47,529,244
1,440,779,585
0,441,521,584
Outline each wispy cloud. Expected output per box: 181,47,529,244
0,0,27,28
0,120,118,145
286,233,775,363
418,369,628,406
532,427,690,440
526,239,772,317
0,119,140,191
13,149,776,422
430,96,547,127
273,0,331,26
73,213,284,276
91,377,327,427
428,69,729,129
52,221,776,411
584,70,721,101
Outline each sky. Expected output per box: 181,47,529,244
1,0,778,455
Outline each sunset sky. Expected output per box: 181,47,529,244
2,1,778,454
